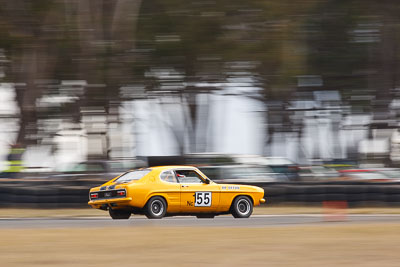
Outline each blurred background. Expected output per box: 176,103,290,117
2,0,400,207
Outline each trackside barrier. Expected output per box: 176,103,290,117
0,184,90,208
0,181,400,207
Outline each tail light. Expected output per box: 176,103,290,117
117,190,126,197
90,192,98,199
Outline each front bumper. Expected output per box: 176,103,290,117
260,198,266,204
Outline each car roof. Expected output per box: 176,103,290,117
148,165,197,171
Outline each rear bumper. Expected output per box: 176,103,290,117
88,197,132,206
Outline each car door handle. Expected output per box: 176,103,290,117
181,185,189,188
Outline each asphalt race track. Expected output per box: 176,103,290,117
0,214,400,228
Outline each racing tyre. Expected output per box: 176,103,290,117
196,214,215,219
145,196,167,219
109,209,131,219
231,196,253,218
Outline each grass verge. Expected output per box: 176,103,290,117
0,205,400,218
0,224,399,266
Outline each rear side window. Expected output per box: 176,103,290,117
160,170,178,183
115,169,151,183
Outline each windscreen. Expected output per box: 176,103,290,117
115,169,151,183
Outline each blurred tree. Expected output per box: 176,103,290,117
0,0,143,159
0,1,59,147
134,0,323,153
1,0,400,160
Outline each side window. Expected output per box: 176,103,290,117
160,170,178,183
176,170,204,184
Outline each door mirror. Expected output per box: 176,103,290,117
204,179,210,184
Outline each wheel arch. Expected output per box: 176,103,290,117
143,194,169,209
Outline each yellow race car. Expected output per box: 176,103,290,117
88,166,265,219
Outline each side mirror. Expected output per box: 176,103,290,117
204,179,210,184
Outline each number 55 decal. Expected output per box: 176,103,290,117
194,192,212,207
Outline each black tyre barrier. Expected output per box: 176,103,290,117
305,194,326,202
59,195,87,204
285,194,307,202
364,193,386,202
0,186,10,194
0,193,16,204
14,195,38,204
345,185,367,195
346,193,367,203
34,195,59,204
325,186,347,194
385,194,400,202
305,186,325,195
263,186,287,196
324,193,347,201
264,196,287,204
57,187,86,195
366,186,386,196
0,184,90,207
58,196,78,204
284,186,307,195
384,186,400,194
2,181,400,207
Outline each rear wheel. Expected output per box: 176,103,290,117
145,196,167,219
109,209,131,219
231,196,253,218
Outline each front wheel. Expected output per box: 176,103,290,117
144,196,167,219
109,209,131,219
231,196,253,218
